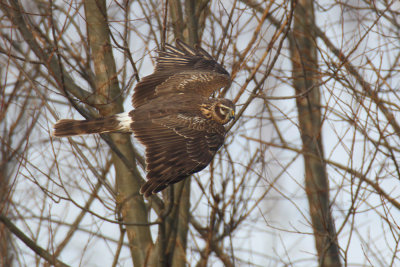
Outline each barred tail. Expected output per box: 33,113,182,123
52,112,133,137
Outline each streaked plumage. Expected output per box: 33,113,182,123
53,39,235,197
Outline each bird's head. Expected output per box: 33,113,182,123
201,99,235,125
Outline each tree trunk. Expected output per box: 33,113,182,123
290,0,342,266
156,1,204,265
0,163,12,266
84,1,154,265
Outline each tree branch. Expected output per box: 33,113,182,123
0,214,70,267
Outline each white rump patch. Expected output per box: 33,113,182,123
116,112,132,131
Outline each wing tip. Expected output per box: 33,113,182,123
140,180,165,198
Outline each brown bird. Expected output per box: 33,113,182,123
53,40,235,197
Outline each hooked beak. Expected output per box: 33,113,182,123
229,110,235,121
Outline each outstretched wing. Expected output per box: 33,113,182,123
132,39,231,108
132,113,226,197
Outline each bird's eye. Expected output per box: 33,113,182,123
219,107,228,114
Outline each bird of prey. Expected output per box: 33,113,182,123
53,39,235,197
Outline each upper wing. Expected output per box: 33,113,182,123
132,113,226,197
132,39,231,108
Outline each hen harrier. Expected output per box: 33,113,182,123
53,40,235,197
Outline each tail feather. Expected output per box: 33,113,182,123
53,112,133,137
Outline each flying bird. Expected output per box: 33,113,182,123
53,39,235,197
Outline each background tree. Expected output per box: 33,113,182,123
1,0,399,266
